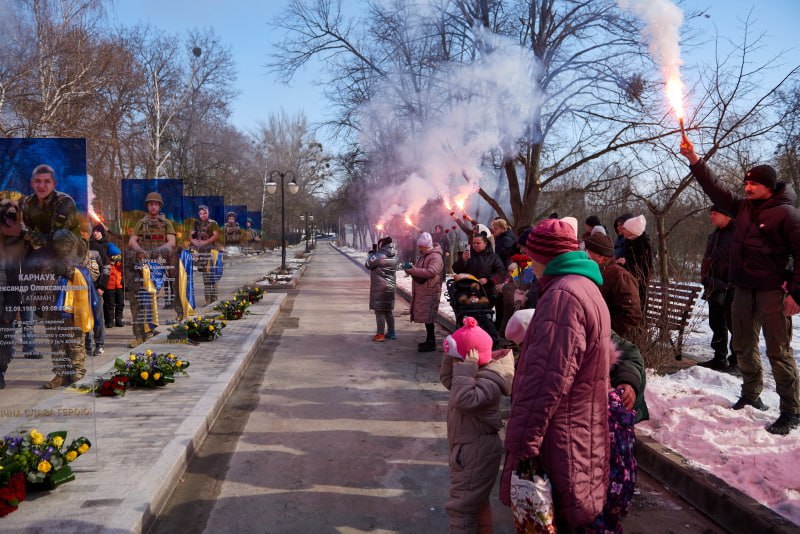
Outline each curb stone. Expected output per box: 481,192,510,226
634,435,797,534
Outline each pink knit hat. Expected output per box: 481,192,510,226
525,218,579,263
417,232,433,247
442,316,493,365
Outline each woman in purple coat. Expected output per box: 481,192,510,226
500,218,612,530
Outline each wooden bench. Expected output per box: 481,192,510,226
645,280,702,360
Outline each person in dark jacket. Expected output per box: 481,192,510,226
431,224,452,272
453,233,506,343
86,224,110,356
613,213,633,259
617,214,653,313
490,218,518,267
681,136,800,435
698,205,736,372
365,236,397,341
584,233,642,341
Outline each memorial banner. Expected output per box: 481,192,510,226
0,138,98,473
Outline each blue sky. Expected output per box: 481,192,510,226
109,0,799,141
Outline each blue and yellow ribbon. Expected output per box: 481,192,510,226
55,267,99,334
140,262,160,333
210,249,224,284
178,249,196,318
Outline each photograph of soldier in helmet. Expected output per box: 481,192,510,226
190,204,221,305
20,164,89,389
223,211,241,246
125,191,176,347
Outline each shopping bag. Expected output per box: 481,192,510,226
509,458,557,533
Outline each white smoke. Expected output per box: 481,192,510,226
361,25,542,230
617,0,684,82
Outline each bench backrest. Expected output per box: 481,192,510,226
645,280,701,331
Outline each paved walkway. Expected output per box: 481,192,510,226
158,242,515,532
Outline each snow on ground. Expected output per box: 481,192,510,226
338,244,800,526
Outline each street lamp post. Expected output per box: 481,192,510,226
265,170,298,272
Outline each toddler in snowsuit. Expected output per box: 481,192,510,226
440,317,515,532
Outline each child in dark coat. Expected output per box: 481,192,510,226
440,317,515,532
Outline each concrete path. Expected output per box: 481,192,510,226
156,241,514,532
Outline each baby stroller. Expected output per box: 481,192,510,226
446,275,500,348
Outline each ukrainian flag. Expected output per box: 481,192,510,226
178,249,196,318
140,262,161,333
210,249,224,284
55,267,101,334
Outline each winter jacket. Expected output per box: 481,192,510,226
701,220,735,300
622,233,652,310
493,229,518,267
690,159,800,293
440,350,515,527
609,331,649,422
432,230,451,255
598,262,642,340
408,244,444,323
90,227,110,290
365,242,398,311
452,248,506,297
501,250,611,528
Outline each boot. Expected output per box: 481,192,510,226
43,375,69,389
767,413,800,435
116,319,125,327
0,373,5,389
732,396,767,411
698,355,729,371
417,340,437,353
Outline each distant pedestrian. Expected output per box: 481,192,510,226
698,205,736,372
365,236,398,342
404,232,444,352
440,317,514,533
681,135,800,435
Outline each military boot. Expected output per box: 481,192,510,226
43,375,69,389
0,373,5,389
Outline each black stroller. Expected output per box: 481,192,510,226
446,275,500,348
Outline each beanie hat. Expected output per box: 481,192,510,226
504,309,535,345
107,242,121,256
417,232,433,248
442,316,494,365
585,215,602,228
744,164,777,190
622,215,646,237
590,225,607,236
378,236,393,248
583,233,615,257
525,218,580,264
560,216,579,239
709,204,732,217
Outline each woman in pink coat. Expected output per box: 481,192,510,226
500,218,612,530
404,232,444,352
